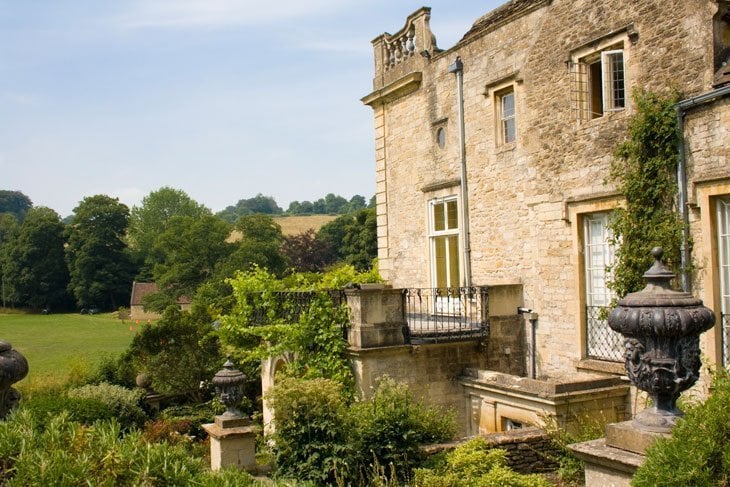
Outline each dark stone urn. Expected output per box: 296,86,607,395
608,248,715,432
212,357,246,420
0,340,29,419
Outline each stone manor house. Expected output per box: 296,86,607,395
353,0,729,433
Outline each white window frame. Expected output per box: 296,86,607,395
497,87,516,145
601,50,626,113
570,40,628,123
717,198,730,315
429,197,461,292
583,212,615,307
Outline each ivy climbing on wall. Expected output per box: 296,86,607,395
607,88,685,298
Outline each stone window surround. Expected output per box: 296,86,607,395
566,193,624,373
483,72,522,150
695,178,730,368
495,86,517,147
568,26,636,125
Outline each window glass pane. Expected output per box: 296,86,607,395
434,237,447,289
602,50,625,110
448,235,460,288
433,202,445,232
446,200,458,230
501,93,515,117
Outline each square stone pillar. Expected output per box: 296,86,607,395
345,284,407,348
568,421,670,486
203,416,260,472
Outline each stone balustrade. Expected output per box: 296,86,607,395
370,7,437,91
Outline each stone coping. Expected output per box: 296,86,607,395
568,438,644,474
462,369,626,396
605,421,670,455
203,423,260,440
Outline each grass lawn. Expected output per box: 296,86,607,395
0,311,138,392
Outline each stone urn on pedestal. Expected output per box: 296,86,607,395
569,248,716,486
0,340,29,419
203,357,260,472
608,247,715,433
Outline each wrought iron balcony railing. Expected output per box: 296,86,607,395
402,287,489,344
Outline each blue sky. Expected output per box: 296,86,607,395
1,1,502,217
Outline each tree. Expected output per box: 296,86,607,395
281,229,335,272
0,214,20,307
216,194,282,223
4,207,70,309
149,214,233,307
220,214,286,277
128,187,210,279
0,190,32,222
317,208,377,270
66,195,135,310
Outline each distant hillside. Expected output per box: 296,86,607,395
227,214,338,242
274,215,338,236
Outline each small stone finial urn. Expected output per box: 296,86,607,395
608,248,715,432
0,340,29,420
212,357,246,425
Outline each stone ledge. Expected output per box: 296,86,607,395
568,438,644,474
576,358,626,376
203,423,260,440
606,421,670,455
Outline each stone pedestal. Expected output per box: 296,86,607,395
346,285,407,348
568,421,669,486
203,416,260,472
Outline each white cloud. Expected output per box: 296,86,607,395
114,0,350,29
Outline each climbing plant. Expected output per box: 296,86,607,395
218,263,381,391
607,88,685,297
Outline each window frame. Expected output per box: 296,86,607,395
570,37,629,123
428,196,461,292
496,86,516,146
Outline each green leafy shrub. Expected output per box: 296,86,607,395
350,376,456,483
543,412,607,485
89,352,137,389
633,369,730,486
127,305,224,402
266,376,456,486
22,392,116,426
67,382,147,429
156,401,224,440
414,437,551,487
266,377,351,484
0,409,260,486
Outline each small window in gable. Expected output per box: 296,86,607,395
570,44,627,122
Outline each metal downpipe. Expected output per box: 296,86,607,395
448,56,472,289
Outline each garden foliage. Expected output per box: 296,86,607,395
126,305,223,402
633,369,730,486
265,376,455,486
413,437,551,487
607,88,685,297
220,263,380,390
0,410,259,486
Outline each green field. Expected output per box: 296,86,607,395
0,311,137,391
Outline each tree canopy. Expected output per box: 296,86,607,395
216,193,283,223
0,190,32,222
3,207,70,309
316,208,377,270
65,195,135,310
128,187,210,280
